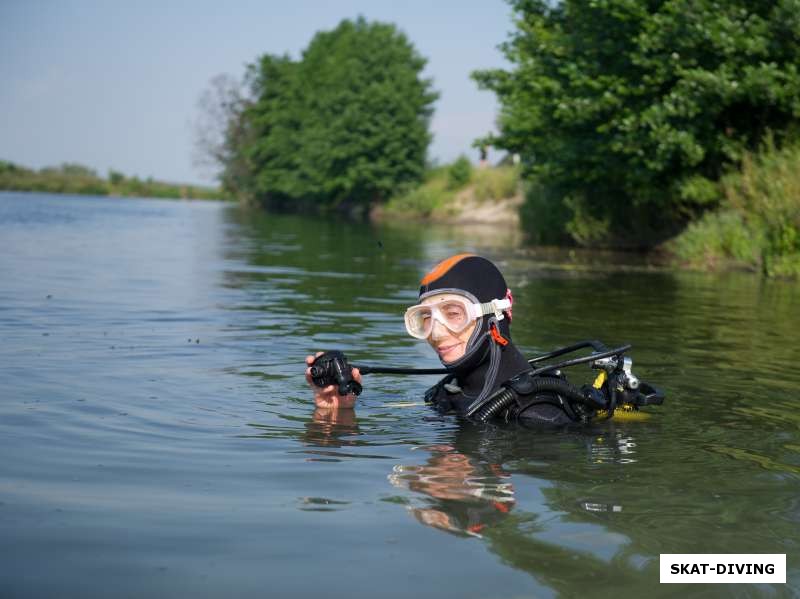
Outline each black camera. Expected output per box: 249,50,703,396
309,350,362,396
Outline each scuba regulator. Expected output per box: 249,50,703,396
467,341,663,423
310,340,664,422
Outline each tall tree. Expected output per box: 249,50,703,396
193,73,255,198
474,0,800,245
225,17,437,209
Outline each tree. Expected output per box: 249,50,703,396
224,17,437,209
447,155,473,189
474,0,800,246
192,73,253,198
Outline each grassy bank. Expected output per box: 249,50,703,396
0,161,225,201
382,157,520,219
384,146,800,280
667,139,800,278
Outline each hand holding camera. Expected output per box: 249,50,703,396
304,351,362,409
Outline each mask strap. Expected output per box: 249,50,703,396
476,297,512,321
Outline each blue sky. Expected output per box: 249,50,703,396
0,0,513,185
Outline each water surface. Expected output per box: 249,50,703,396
1,191,798,598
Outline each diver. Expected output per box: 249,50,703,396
304,253,662,424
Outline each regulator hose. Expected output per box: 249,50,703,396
472,376,591,423
471,387,516,423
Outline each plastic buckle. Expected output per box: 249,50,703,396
490,299,506,320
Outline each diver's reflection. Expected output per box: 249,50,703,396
304,406,641,534
304,408,661,592
303,407,359,447
388,444,515,537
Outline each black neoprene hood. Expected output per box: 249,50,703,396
418,254,509,304
417,254,524,410
418,253,513,340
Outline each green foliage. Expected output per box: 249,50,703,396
41,163,98,178
384,162,522,218
384,178,450,217
422,163,448,182
474,0,800,246
0,160,19,174
563,193,611,246
108,170,125,185
472,165,520,202
678,175,721,206
520,180,573,245
447,155,473,189
0,160,224,200
668,210,763,269
764,253,800,277
670,138,800,276
724,138,800,276
229,17,438,209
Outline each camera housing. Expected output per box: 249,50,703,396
309,351,362,396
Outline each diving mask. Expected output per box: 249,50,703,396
404,295,512,340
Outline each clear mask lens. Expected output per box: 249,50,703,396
404,299,473,339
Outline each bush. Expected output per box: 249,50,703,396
109,170,125,185
563,194,611,246
0,160,225,200
669,138,800,276
520,180,573,245
668,210,762,270
447,155,473,189
384,177,449,217
723,137,800,275
474,0,800,245
472,165,519,202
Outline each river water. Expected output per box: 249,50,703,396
1,191,798,598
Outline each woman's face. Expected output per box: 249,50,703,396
422,293,477,363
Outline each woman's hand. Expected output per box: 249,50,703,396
305,352,361,409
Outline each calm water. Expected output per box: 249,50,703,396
1,191,798,598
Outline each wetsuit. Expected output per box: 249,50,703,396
414,254,586,425
424,341,579,425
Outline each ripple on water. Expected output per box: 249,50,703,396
2,194,799,598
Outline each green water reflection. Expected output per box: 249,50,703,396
4,193,795,598
230,206,800,596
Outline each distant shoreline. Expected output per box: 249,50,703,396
0,189,231,202
0,160,227,201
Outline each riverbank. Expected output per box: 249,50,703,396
375,161,522,227
0,160,226,201
374,147,799,279
664,139,800,278
5,150,797,279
